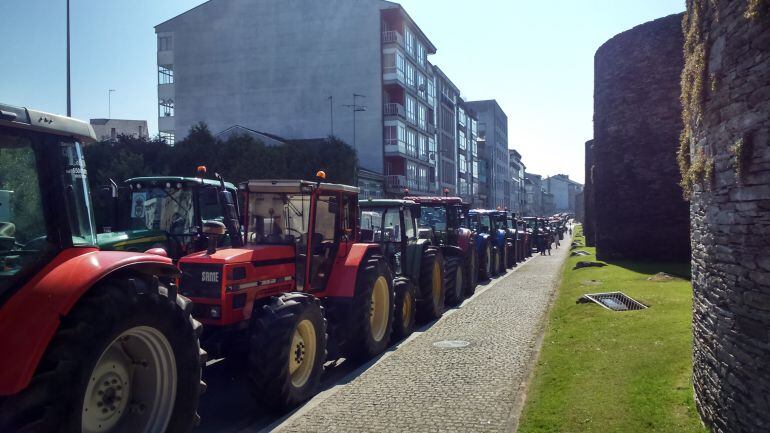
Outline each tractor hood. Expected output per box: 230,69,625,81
180,244,295,265
97,229,168,250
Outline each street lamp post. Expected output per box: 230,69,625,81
66,0,71,116
342,93,366,185
108,89,116,118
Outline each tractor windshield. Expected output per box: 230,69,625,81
127,185,194,235
0,131,87,297
246,192,311,245
417,205,447,231
470,214,492,233
360,208,402,244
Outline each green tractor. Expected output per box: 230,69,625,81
96,172,239,260
359,199,446,331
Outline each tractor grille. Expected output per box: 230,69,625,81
179,263,223,299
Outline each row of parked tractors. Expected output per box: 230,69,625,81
0,104,567,433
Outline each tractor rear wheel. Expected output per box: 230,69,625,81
248,293,327,411
490,246,500,277
345,253,394,361
444,256,464,307
507,242,516,268
0,277,205,433
417,246,445,322
479,242,492,280
463,242,478,296
392,277,417,341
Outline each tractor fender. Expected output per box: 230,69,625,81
475,233,490,255
404,238,430,282
323,243,382,298
455,228,474,254
0,248,177,396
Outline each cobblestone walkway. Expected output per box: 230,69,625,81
272,240,571,433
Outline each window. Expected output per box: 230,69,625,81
406,63,415,87
417,43,426,66
418,104,426,129
418,166,428,191
406,161,418,189
406,129,417,157
418,134,427,158
417,73,426,98
473,161,479,178
384,124,398,146
160,131,175,145
428,136,436,156
158,65,174,84
427,79,435,106
159,98,174,117
405,29,414,55
404,209,416,239
158,35,173,51
459,154,467,174
406,96,416,124
458,130,466,150
396,52,406,82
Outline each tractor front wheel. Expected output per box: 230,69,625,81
490,246,501,277
444,256,464,307
0,277,205,433
392,277,417,341
507,242,516,269
417,247,445,322
248,293,327,411
345,253,394,361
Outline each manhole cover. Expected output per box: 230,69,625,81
433,340,471,348
579,292,647,311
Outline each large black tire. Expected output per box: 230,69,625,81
392,277,417,341
444,256,464,307
248,293,327,412
463,242,479,297
344,253,394,361
417,246,445,322
0,276,205,433
479,242,493,280
506,241,516,269
498,243,508,275
490,245,501,277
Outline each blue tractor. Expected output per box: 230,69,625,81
468,210,509,279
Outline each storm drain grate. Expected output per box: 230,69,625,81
580,292,647,311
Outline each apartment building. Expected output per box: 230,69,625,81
155,0,480,198
509,149,526,214
467,100,510,209
545,174,584,213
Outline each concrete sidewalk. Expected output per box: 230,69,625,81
270,240,571,433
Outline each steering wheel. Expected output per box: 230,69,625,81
285,227,303,236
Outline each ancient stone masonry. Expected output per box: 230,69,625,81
686,1,770,431
592,13,691,262
583,139,595,246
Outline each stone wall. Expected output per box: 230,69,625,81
592,13,690,261
686,1,770,431
583,139,595,246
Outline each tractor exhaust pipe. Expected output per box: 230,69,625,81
202,221,226,255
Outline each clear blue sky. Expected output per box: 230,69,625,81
0,0,684,183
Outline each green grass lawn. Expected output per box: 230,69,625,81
518,226,706,433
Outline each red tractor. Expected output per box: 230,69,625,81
177,176,393,411
405,196,478,307
0,103,204,433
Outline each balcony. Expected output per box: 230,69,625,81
386,175,407,190
382,31,404,46
384,103,405,119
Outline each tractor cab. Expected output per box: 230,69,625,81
179,177,359,326
0,105,99,299
96,172,239,260
359,199,420,276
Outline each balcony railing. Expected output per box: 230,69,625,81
384,103,405,118
386,175,407,190
382,31,403,46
